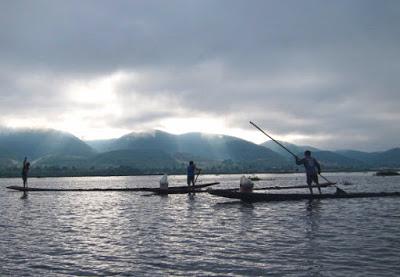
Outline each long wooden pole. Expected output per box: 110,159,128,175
250,121,298,158
194,171,200,185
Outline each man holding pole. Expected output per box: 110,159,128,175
187,161,201,189
296,150,321,195
249,121,342,195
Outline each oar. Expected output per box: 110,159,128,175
249,121,345,193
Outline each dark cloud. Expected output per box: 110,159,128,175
0,0,399,150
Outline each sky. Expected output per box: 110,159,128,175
0,0,399,151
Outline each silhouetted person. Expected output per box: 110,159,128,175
22,157,30,189
296,150,321,195
187,161,201,189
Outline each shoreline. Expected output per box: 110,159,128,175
0,170,380,179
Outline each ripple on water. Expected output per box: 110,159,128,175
1,173,400,276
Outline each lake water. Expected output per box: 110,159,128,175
1,173,400,276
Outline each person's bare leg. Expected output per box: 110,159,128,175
317,184,321,194
314,175,321,194
308,182,313,195
307,175,313,195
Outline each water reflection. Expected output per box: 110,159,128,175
306,199,322,214
187,193,196,201
237,202,256,237
213,200,243,207
303,199,323,276
20,191,28,199
1,173,400,276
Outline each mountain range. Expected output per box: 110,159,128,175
0,128,399,177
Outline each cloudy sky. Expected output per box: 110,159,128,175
1,0,399,151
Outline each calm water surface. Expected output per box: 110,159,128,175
1,173,400,276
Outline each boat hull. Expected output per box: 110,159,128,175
6,182,219,193
208,189,400,203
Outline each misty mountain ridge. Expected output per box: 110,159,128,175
336,148,400,167
88,130,285,163
0,127,399,176
87,130,289,172
261,140,320,159
0,128,94,161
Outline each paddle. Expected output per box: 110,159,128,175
249,121,345,194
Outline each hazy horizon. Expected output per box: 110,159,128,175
1,1,399,151
1,125,399,153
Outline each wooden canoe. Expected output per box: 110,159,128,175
208,189,400,203
6,182,219,192
153,183,219,194
154,182,335,195
251,182,335,191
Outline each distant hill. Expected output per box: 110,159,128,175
262,140,400,170
335,150,373,163
311,151,367,170
0,128,94,161
337,148,400,168
34,154,91,167
0,127,399,177
90,149,180,170
86,130,291,173
370,148,400,167
0,128,291,176
0,128,96,177
261,140,319,160
90,130,287,164
261,141,369,170
86,138,117,153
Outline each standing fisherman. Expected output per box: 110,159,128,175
296,150,321,195
249,121,343,194
187,161,201,189
22,157,30,189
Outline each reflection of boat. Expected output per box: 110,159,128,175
208,189,400,203
375,170,399,176
6,182,220,193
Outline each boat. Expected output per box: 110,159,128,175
251,182,335,191
152,182,220,195
154,188,210,195
375,170,400,176
248,176,262,181
6,182,220,193
208,189,400,203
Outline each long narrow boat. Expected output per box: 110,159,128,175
252,182,335,191
208,189,400,203
154,188,209,195
153,183,336,195
6,182,219,193
153,183,219,195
